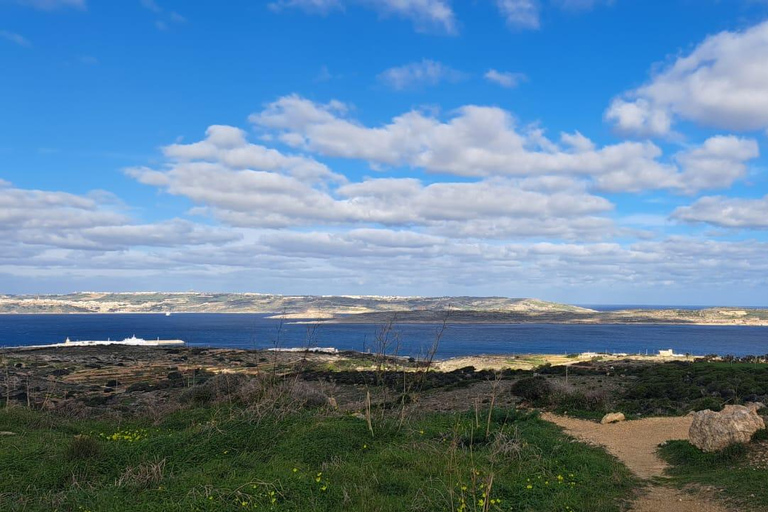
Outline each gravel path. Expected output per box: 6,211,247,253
541,413,732,512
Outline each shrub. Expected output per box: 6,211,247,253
288,381,330,409
178,384,215,405
178,372,250,405
66,435,102,461
115,459,166,489
689,397,724,412
752,428,768,442
511,376,551,402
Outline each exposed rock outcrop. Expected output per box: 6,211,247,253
689,403,765,452
601,412,626,424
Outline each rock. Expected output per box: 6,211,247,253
601,412,625,424
689,405,766,452
746,402,766,413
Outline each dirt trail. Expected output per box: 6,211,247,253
541,413,732,512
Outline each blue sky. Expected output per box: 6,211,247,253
2,0,768,305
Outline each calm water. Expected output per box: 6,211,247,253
0,314,766,358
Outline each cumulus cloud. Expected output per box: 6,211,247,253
607,20,768,135
596,135,759,193
160,125,343,183
378,59,465,90
484,69,527,88
269,0,456,34
0,180,238,252
672,195,768,229
251,94,757,193
6,163,768,299
126,123,620,243
0,30,31,47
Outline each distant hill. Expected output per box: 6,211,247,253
0,293,593,316
0,293,765,325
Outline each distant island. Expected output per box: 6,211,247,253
0,292,766,326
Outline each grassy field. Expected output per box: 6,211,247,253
2,347,768,511
0,403,635,511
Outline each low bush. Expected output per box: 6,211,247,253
66,434,102,460
511,376,552,402
752,428,768,442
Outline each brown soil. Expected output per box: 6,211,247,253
541,413,733,512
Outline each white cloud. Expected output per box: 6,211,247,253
595,135,759,193
270,0,456,34
252,95,756,193
495,0,540,29
5,166,768,299
607,20,768,135
127,124,617,240
672,136,759,193
484,69,527,88
0,30,31,47
161,125,343,183
378,59,465,90
0,180,237,252
15,0,84,9
604,98,672,138
672,195,768,229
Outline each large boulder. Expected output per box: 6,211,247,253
689,403,766,452
601,412,625,424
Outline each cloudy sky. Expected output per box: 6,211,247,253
2,0,768,305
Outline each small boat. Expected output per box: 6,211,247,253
165,312,172,317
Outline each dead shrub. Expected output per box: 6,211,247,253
115,458,166,489
289,380,330,409
178,373,250,405
489,429,524,460
548,381,609,412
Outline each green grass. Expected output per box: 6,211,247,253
0,405,636,511
659,439,768,509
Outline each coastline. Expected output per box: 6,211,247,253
1,311,766,327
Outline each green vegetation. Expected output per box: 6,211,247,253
620,362,768,416
659,436,768,509
531,361,768,419
0,403,635,511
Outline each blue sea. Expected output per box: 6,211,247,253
1,313,767,358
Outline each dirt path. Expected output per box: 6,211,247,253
541,413,732,512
